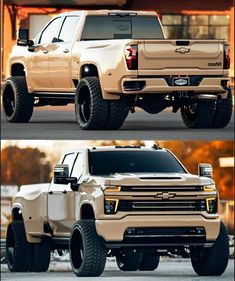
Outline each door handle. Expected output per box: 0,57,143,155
43,50,48,54
63,49,69,53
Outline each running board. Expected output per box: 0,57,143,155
33,92,75,100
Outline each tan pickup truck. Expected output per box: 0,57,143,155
2,10,232,129
6,146,229,276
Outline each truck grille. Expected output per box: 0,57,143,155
120,186,203,192
118,199,206,212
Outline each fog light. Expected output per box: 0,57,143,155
206,198,217,214
196,227,205,235
104,199,119,214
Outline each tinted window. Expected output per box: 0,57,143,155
39,17,61,44
89,150,185,175
59,16,80,43
82,16,164,40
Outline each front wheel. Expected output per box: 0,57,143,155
181,101,215,128
190,222,229,276
69,220,106,277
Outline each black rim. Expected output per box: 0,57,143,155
70,227,84,270
6,226,15,268
3,84,15,117
78,85,91,123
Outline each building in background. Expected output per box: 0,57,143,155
1,0,234,81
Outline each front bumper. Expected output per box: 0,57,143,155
95,215,220,242
121,77,229,95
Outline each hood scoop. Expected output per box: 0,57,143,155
139,176,182,180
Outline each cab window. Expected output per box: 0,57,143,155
71,153,84,181
58,16,80,43
39,17,62,44
62,153,77,175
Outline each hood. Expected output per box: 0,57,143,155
85,173,214,189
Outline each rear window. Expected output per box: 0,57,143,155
89,150,186,176
81,16,164,40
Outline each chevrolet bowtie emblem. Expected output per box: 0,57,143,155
175,47,190,54
155,192,175,199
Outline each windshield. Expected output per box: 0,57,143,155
89,150,186,176
81,15,164,40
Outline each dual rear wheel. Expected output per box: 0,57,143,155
181,89,232,128
6,221,51,272
75,77,129,130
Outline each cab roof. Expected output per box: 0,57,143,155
56,10,157,17
65,145,165,154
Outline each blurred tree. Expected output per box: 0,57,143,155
162,141,233,200
1,146,51,186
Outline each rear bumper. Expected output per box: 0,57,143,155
95,215,220,242
121,77,229,95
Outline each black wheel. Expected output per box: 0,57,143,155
75,77,109,130
69,220,106,277
190,222,229,276
104,98,129,129
2,76,33,123
31,237,51,272
212,89,232,128
6,221,33,272
181,101,215,128
116,251,143,271
138,253,160,271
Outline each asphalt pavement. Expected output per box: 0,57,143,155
1,259,234,281
1,105,234,140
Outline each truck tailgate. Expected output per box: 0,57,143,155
138,40,224,73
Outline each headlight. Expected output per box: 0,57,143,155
105,186,121,192
104,198,119,214
206,197,217,214
203,184,216,192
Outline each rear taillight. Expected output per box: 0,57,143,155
223,44,230,69
125,45,138,70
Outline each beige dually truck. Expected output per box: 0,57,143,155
6,146,229,276
2,10,232,130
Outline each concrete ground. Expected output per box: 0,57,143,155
1,258,234,281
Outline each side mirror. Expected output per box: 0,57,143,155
53,164,79,191
198,163,213,178
17,29,29,46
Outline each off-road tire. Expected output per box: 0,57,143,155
69,220,106,277
138,254,160,271
6,221,33,272
181,101,215,128
212,89,232,128
116,252,143,271
75,77,109,130
31,237,51,272
104,98,129,129
190,222,229,276
2,76,33,123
